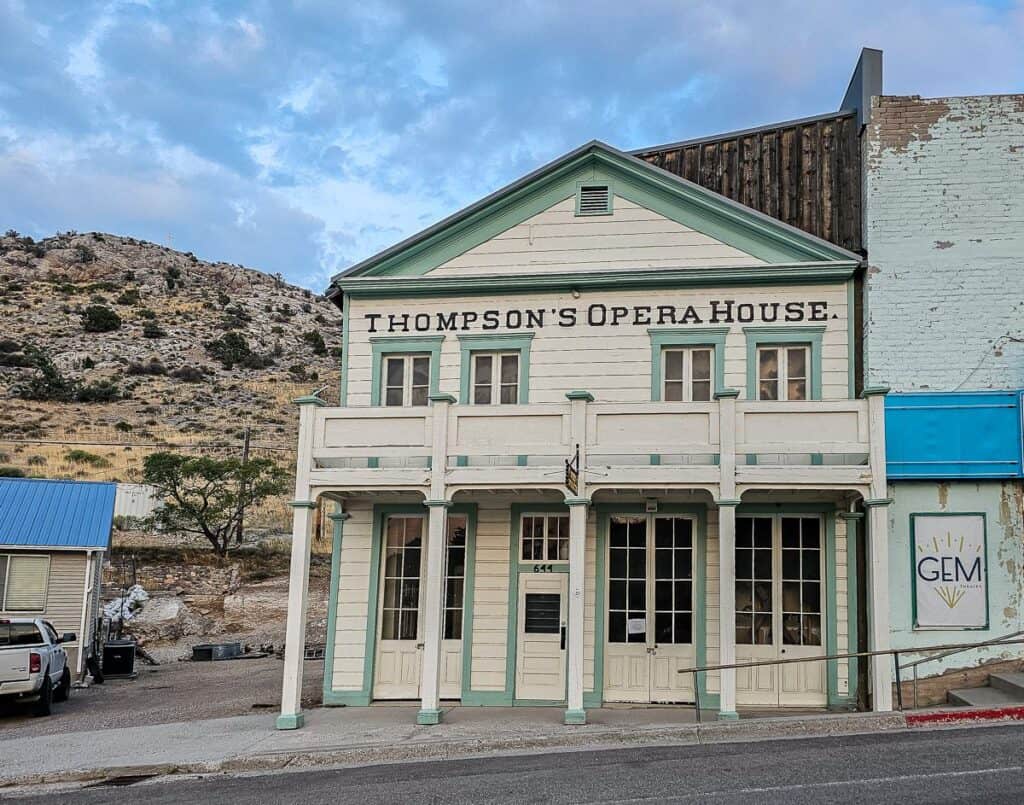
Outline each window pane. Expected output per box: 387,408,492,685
736,612,753,644
675,613,692,645
386,357,404,386
753,613,773,644
500,354,518,384
444,609,462,640
759,348,778,380
802,518,820,548
381,609,398,640
787,348,807,378
411,386,428,406
783,613,801,645
691,380,711,402
803,614,822,646
609,612,626,643
781,517,800,548
664,381,684,402
692,349,711,380
474,385,492,405
385,387,404,407
664,350,684,381
475,354,492,384
500,384,517,404
412,356,430,386
759,379,779,400
787,379,807,401
400,610,418,640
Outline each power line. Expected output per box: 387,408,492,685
0,436,293,452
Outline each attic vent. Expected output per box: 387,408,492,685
576,184,612,216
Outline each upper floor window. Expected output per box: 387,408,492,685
383,354,430,407
472,352,519,405
662,346,714,402
757,345,809,401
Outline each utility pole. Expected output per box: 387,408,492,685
236,426,251,545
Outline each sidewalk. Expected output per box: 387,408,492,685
0,703,1018,788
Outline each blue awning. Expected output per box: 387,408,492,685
0,478,115,550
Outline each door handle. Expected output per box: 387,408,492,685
416,643,425,650
560,626,566,651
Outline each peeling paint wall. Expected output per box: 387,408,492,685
887,480,1024,676
865,95,1024,391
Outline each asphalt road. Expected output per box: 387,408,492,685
6,723,1024,804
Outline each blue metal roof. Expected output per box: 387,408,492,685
0,478,115,550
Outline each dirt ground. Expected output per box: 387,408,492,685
0,656,324,738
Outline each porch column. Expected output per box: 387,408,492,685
418,393,455,725
715,388,740,720
278,394,326,730
864,386,893,712
565,390,593,726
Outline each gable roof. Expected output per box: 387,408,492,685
0,478,115,550
328,140,860,298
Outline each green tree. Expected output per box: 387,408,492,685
82,305,122,333
142,452,289,556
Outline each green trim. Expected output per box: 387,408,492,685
416,708,442,725
293,395,327,407
429,393,456,403
564,497,591,507
843,512,861,707
565,390,595,401
457,333,534,405
648,327,729,401
275,713,304,730
424,499,452,508
331,143,858,282
717,710,739,721
564,708,588,724
505,503,570,703
452,504,479,703
909,512,990,631
575,179,613,216
322,506,349,705
846,279,856,399
743,325,826,401
864,498,894,508
323,690,371,706
289,500,316,509
595,504,710,707
338,264,857,300
715,499,742,507
714,388,740,399
861,385,891,397
461,690,512,706
339,293,351,405
369,336,444,406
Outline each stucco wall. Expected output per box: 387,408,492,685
864,94,1024,392
887,480,1024,675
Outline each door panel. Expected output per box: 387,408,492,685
516,573,567,701
649,516,696,703
604,516,649,702
440,514,468,700
374,515,424,699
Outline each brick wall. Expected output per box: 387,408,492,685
864,94,1024,391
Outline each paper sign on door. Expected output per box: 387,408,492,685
626,618,646,635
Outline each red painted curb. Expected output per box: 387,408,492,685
907,705,1024,726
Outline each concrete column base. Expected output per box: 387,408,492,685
416,708,443,726
564,708,587,725
276,713,304,730
717,710,739,721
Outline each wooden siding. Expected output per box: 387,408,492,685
330,502,373,692
634,113,863,255
430,196,763,277
0,551,88,671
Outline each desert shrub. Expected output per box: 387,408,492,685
76,380,120,402
65,449,111,468
288,364,308,381
142,321,166,339
82,305,122,333
137,308,156,319
82,356,95,369
217,290,231,307
0,339,19,353
127,359,167,376
116,288,140,305
73,244,97,263
270,325,284,335
302,329,327,356
114,421,133,432
301,302,312,313
205,332,271,370
13,345,77,402
165,266,181,290
0,466,26,478
0,452,8,463
0,351,33,368
171,365,205,383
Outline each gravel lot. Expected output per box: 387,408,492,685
0,656,323,738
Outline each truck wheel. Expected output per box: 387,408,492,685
33,669,52,717
54,669,71,703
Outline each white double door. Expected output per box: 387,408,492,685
604,515,696,704
734,515,827,707
373,513,466,700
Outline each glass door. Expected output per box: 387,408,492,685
374,515,425,699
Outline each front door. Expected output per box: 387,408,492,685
735,515,827,707
604,515,696,704
515,572,568,701
374,514,425,699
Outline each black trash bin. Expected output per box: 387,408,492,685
102,639,137,678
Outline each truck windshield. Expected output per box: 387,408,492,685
0,623,43,646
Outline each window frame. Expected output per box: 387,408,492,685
755,344,811,401
470,351,521,405
369,336,444,407
743,325,825,401
519,513,570,564
381,353,432,407
648,328,728,402
661,345,715,403
0,553,51,613
457,333,534,405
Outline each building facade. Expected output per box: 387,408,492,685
277,141,895,729
864,94,1024,680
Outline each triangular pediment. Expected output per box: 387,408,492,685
333,142,859,284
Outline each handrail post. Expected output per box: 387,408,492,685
693,670,701,723
913,665,919,710
893,652,903,711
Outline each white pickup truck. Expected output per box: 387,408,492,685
0,618,75,716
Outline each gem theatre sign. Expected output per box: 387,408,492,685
365,300,833,333
912,514,988,629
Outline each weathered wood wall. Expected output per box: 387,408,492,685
634,113,863,255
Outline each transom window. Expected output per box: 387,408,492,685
662,346,714,402
0,554,50,612
472,352,519,405
520,514,569,562
757,345,809,401
383,354,430,407
443,515,467,640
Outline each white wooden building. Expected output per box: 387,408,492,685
277,141,893,729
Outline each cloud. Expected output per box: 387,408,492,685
1,0,1022,289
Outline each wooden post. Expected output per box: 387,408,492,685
715,389,741,720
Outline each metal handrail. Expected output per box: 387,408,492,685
677,636,1024,722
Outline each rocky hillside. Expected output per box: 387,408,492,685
0,230,342,491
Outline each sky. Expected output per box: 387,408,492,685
1,1,1022,290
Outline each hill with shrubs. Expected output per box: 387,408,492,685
0,230,342,486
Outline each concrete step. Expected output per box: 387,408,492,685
989,672,1024,698
947,685,1024,707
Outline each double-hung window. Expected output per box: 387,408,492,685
383,354,430,407
757,345,809,401
0,554,50,612
471,352,519,405
662,346,714,402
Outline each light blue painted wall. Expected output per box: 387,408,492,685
887,480,1024,676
